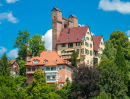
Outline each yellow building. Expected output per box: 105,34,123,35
52,7,105,66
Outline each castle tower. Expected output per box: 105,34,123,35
52,7,63,51
52,7,78,51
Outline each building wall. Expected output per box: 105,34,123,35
11,61,19,73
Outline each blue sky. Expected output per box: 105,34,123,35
0,0,130,58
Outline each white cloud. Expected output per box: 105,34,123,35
91,32,95,36
0,46,7,55
42,29,52,51
6,0,19,3
0,11,19,23
78,24,85,27
7,48,18,58
126,30,130,36
0,22,1,24
128,37,130,41
98,0,130,14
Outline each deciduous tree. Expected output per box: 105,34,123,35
71,50,78,67
72,64,100,99
29,34,45,56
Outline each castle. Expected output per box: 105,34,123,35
52,7,105,66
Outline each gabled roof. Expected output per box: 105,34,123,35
26,51,71,66
57,26,89,44
92,35,103,51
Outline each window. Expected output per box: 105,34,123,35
77,49,79,54
101,42,103,45
51,66,56,70
101,48,102,51
90,38,93,41
62,43,65,47
76,42,80,46
59,75,62,79
81,41,84,45
68,38,70,41
65,66,71,73
33,60,38,64
46,67,50,70
98,53,100,58
68,43,73,48
13,65,16,68
81,48,84,54
32,67,36,71
86,37,89,40
90,44,92,48
61,50,65,53
47,76,50,79
44,60,47,63
52,75,56,79
90,51,92,55
64,24,67,28
87,32,89,34
41,67,46,71
85,42,88,47
59,66,63,70
59,84,62,88
85,49,89,54
101,54,103,57
99,47,100,51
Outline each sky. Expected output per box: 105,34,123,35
0,0,130,59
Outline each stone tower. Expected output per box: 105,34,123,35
52,7,78,51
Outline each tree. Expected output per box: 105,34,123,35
102,40,116,61
17,59,26,76
14,30,30,60
29,34,45,56
25,69,60,99
109,30,130,60
0,53,10,76
98,60,128,99
71,50,78,67
0,76,20,99
56,78,72,99
94,92,111,99
72,64,100,99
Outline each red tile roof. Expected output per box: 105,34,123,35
92,35,103,51
57,26,89,44
26,51,71,66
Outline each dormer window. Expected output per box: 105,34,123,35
56,60,58,62
33,60,38,64
44,60,47,63
68,38,70,41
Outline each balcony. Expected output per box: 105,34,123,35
26,71,35,74
46,79,57,83
61,52,73,55
26,67,37,74
62,55,72,59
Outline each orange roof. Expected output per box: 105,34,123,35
26,51,69,66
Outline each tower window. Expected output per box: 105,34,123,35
64,24,67,28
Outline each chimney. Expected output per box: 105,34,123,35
39,51,40,57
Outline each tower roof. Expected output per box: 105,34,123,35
52,7,61,12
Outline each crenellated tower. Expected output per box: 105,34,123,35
52,7,78,51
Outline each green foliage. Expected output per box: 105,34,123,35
48,83,58,92
115,41,129,86
56,78,72,99
95,92,111,99
71,50,78,67
25,69,60,99
0,76,20,99
29,34,45,56
102,40,116,61
0,53,10,76
14,30,30,60
14,75,26,87
98,60,128,99
109,30,130,60
72,64,100,99
17,59,26,76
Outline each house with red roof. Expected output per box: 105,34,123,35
52,7,105,66
26,51,72,88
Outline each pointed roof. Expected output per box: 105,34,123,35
57,26,89,44
51,7,61,12
92,35,103,51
